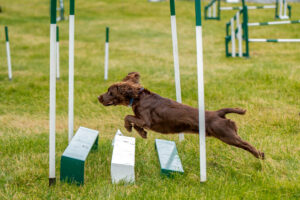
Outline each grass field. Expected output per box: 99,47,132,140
0,0,300,199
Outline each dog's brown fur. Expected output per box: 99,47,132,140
98,72,264,159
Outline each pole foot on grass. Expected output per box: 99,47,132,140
49,178,56,186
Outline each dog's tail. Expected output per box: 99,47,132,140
217,108,246,118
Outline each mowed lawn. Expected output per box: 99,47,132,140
0,0,299,199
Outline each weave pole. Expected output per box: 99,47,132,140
104,27,109,80
195,0,206,182
68,0,75,143
170,0,184,141
56,26,60,80
49,0,57,186
5,26,12,80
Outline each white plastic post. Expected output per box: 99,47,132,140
231,18,236,57
56,27,60,80
213,2,216,18
68,12,75,143
49,0,57,186
170,0,184,141
283,0,287,18
195,0,206,182
236,12,242,57
208,7,211,17
104,27,109,80
5,27,12,80
6,42,12,80
279,0,283,18
104,43,109,80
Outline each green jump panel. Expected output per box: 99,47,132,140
60,127,99,185
155,139,184,176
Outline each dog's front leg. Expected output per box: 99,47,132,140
124,115,148,138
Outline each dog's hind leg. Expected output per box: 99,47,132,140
212,120,264,159
219,135,264,159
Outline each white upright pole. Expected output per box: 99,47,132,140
104,27,109,80
231,18,236,57
170,0,184,141
68,0,75,143
236,12,242,57
208,7,211,17
49,0,57,186
56,26,60,80
279,0,283,18
213,2,217,18
283,0,287,18
5,27,12,81
195,0,207,182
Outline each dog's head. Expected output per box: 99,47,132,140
98,72,142,106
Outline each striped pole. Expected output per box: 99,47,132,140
49,0,57,186
248,20,300,26
68,0,75,143
56,26,60,80
170,0,184,141
195,0,206,182
231,18,236,57
220,5,275,10
5,26,12,80
249,38,300,42
104,27,109,80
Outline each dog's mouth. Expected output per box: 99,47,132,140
105,102,114,106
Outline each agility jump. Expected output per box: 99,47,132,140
225,6,300,58
205,0,291,20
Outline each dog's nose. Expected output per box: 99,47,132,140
98,96,102,102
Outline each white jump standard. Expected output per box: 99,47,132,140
205,0,291,20
49,0,57,186
69,0,75,143
225,6,300,57
169,0,184,141
5,26,12,81
195,0,207,182
104,27,109,80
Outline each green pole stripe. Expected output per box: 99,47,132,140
106,27,109,42
56,26,59,42
195,0,202,26
170,0,175,16
5,26,9,42
291,20,300,24
70,0,75,15
267,39,278,42
50,0,57,24
260,22,268,26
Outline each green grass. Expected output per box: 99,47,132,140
0,0,300,199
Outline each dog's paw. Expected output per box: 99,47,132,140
125,124,132,132
260,152,265,160
139,130,147,139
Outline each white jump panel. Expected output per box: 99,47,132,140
111,135,135,184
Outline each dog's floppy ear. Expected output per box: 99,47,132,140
122,72,140,84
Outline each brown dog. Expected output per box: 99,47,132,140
98,72,264,159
